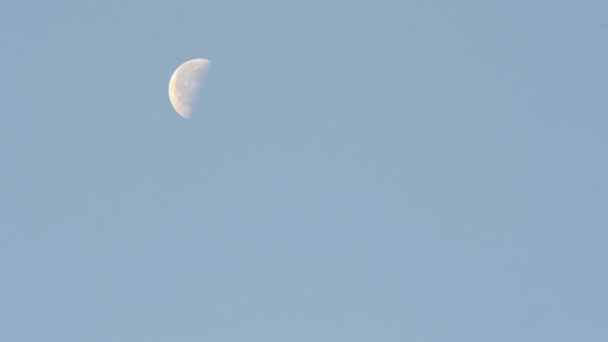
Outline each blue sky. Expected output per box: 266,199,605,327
2,0,607,340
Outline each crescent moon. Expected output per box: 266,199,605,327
168,58,211,119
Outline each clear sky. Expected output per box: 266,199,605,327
2,0,607,340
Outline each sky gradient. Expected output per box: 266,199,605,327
2,0,607,340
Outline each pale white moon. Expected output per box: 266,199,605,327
168,58,211,119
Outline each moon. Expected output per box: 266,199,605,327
168,58,211,119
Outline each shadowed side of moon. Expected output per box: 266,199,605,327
168,58,211,119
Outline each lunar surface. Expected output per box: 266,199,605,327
168,58,211,119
